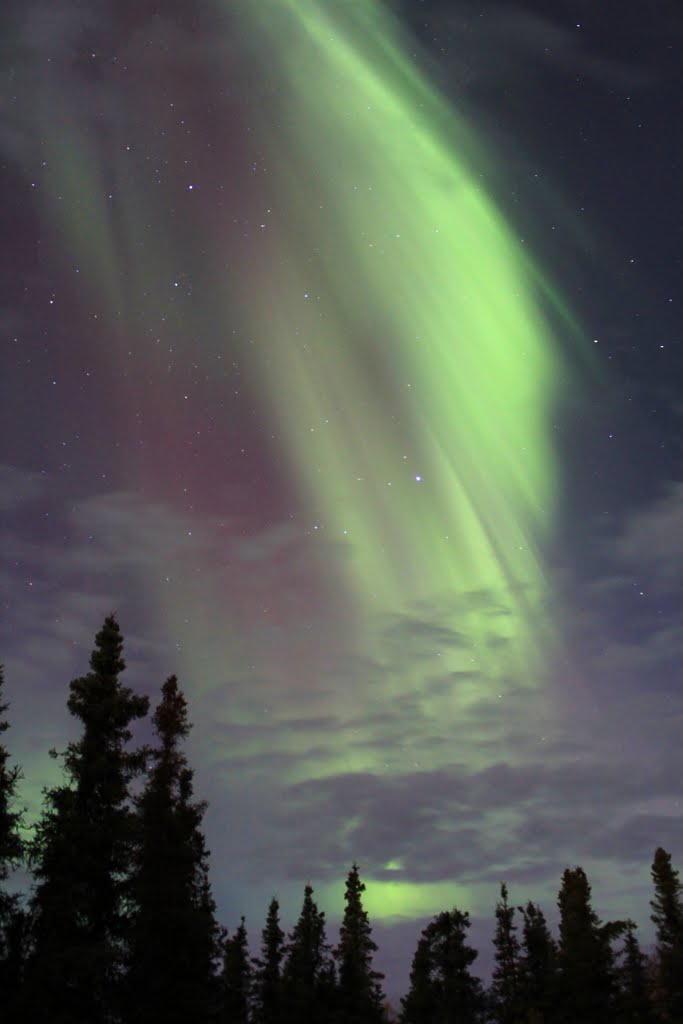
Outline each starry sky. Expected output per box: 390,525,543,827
1,0,682,1003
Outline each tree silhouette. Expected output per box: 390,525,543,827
252,897,285,1024
282,884,336,1024
0,665,25,1019
490,883,521,1024
616,921,654,1024
650,846,683,1022
335,862,386,1023
25,615,149,1024
517,900,558,1024
0,666,22,892
557,866,625,1024
400,908,484,1024
126,675,222,1023
222,916,251,1024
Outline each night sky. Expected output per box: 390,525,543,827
1,0,682,1004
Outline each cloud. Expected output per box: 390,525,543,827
1,487,678,1016
614,481,683,583
234,731,677,890
3,465,682,1002
0,463,48,511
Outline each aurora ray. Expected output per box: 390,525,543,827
229,0,565,696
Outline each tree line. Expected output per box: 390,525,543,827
0,615,681,1023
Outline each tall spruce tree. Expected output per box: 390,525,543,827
252,897,285,1024
650,846,683,1022
282,884,336,1024
517,901,557,1024
400,908,484,1024
335,863,385,1024
222,916,252,1024
25,615,149,1024
556,866,625,1024
490,883,521,1024
0,665,25,1017
126,675,222,1023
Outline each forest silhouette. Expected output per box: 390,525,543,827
1,616,681,1023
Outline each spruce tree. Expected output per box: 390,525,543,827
399,921,436,1024
335,863,385,1024
252,897,285,1024
282,884,336,1024
490,883,521,1024
650,846,683,1022
0,666,22,894
651,847,683,948
0,665,25,1017
616,921,654,1024
517,901,557,1024
126,675,222,1023
222,916,252,1024
25,615,149,1024
556,866,625,1024
400,908,484,1024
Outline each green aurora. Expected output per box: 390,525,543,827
234,2,564,693
222,0,571,915
22,0,578,921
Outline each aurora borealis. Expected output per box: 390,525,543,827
1,0,682,999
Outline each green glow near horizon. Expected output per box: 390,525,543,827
319,876,473,923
